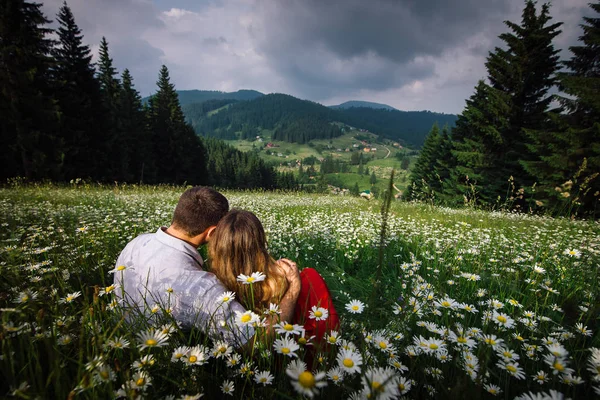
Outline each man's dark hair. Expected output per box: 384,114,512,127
172,187,229,236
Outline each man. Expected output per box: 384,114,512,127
113,186,300,347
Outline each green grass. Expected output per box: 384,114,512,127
2,184,598,399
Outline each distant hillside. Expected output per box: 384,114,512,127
330,100,397,111
182,92,458,147
143,89,264,106
336,107,458,147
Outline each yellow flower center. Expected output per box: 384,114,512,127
284,324,293,331
485,338,496,345
218,346,227,353
429,343,438,350
100,370,109,379
145,339,157,346
298,371,315,388
188,355,197,363
105,286,114,293
66,296,74,302
399,384,405,391
241,314,252,323
314,311,323,318
247,277,255,283
441,301,451,307
372,381,383,392
503,351,512,358
553,362,564,372
343,358,354,368
117,265,126,271
222,296,230,302
352,305,359,311
175,353,183,359
516,336,524,341
282,348,290,354
328,336,336,343
457,337,467,344
136,378,145,386
497,315,507,323
298,337,307,345
379,341,387,349
506,365,517,373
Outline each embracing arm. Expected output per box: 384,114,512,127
273,258,301,324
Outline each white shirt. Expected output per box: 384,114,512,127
114,227,253,346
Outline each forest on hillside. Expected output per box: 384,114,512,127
407,1,600,217
0,1,297,189
184,93,457,147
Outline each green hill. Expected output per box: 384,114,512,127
329,100,397,111
184,92,457,148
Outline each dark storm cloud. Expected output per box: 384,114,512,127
252,0,516,98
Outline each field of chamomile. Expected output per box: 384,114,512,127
1,183,599,399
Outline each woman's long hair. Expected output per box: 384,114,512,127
208,209,288,312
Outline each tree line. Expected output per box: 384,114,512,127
0,1,297,189
408,1,600,216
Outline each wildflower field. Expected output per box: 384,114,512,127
1,184,599,399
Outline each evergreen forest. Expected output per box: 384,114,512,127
408,1,600,217
0,1,296,189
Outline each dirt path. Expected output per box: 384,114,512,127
384,146,391,159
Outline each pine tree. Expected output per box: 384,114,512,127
408,123,445,201
0,0,59,179
370,172,377,185
119,69,151,183
148,65,206,184
96,37,123,180
446,82,510,205
522,1,600,214
485,1,562,192
52,1,102,180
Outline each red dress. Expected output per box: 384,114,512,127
292,268,340,343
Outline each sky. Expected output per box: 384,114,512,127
41,0,593,115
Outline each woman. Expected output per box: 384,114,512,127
208,209,339,344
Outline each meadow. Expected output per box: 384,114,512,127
1,183,599,399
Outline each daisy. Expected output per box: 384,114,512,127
264,303,280,316
309,306,329,321
345,300,365,314
543,354,574,375
60,291,82,304
492,311,515,329
397,376,412,395
171,346,190,363
184,345,209,366
361,367,400,400
422,338,446,354
575,323,592,337
226,354,241,368
563,248,581,258
236,272,266,284
99,284,118,297
327,367,345,385
137,329,169,350
215,291,236,305
480,334,504,349
483,383,502,396
532,370,549,384
254,371,274,385
133,355,155,370
234,310,260,327
131,371,152,390
496,361,526,380
286,365,327,398
92,365,116,384
546,343,568,358
274,337,299,358
274,321,303,335
325,330,341,345
106,336,130,350
211,341,233,359
221,380,234,396
435,297,458,310
108,265,129,274
336,349,363,375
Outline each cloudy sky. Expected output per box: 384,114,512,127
41,0,593,114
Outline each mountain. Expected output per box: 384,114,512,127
183,92,458,147
329,100,397,111
143,89,264,106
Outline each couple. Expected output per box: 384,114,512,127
114,186,339,348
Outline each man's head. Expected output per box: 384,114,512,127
171,187,229,238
